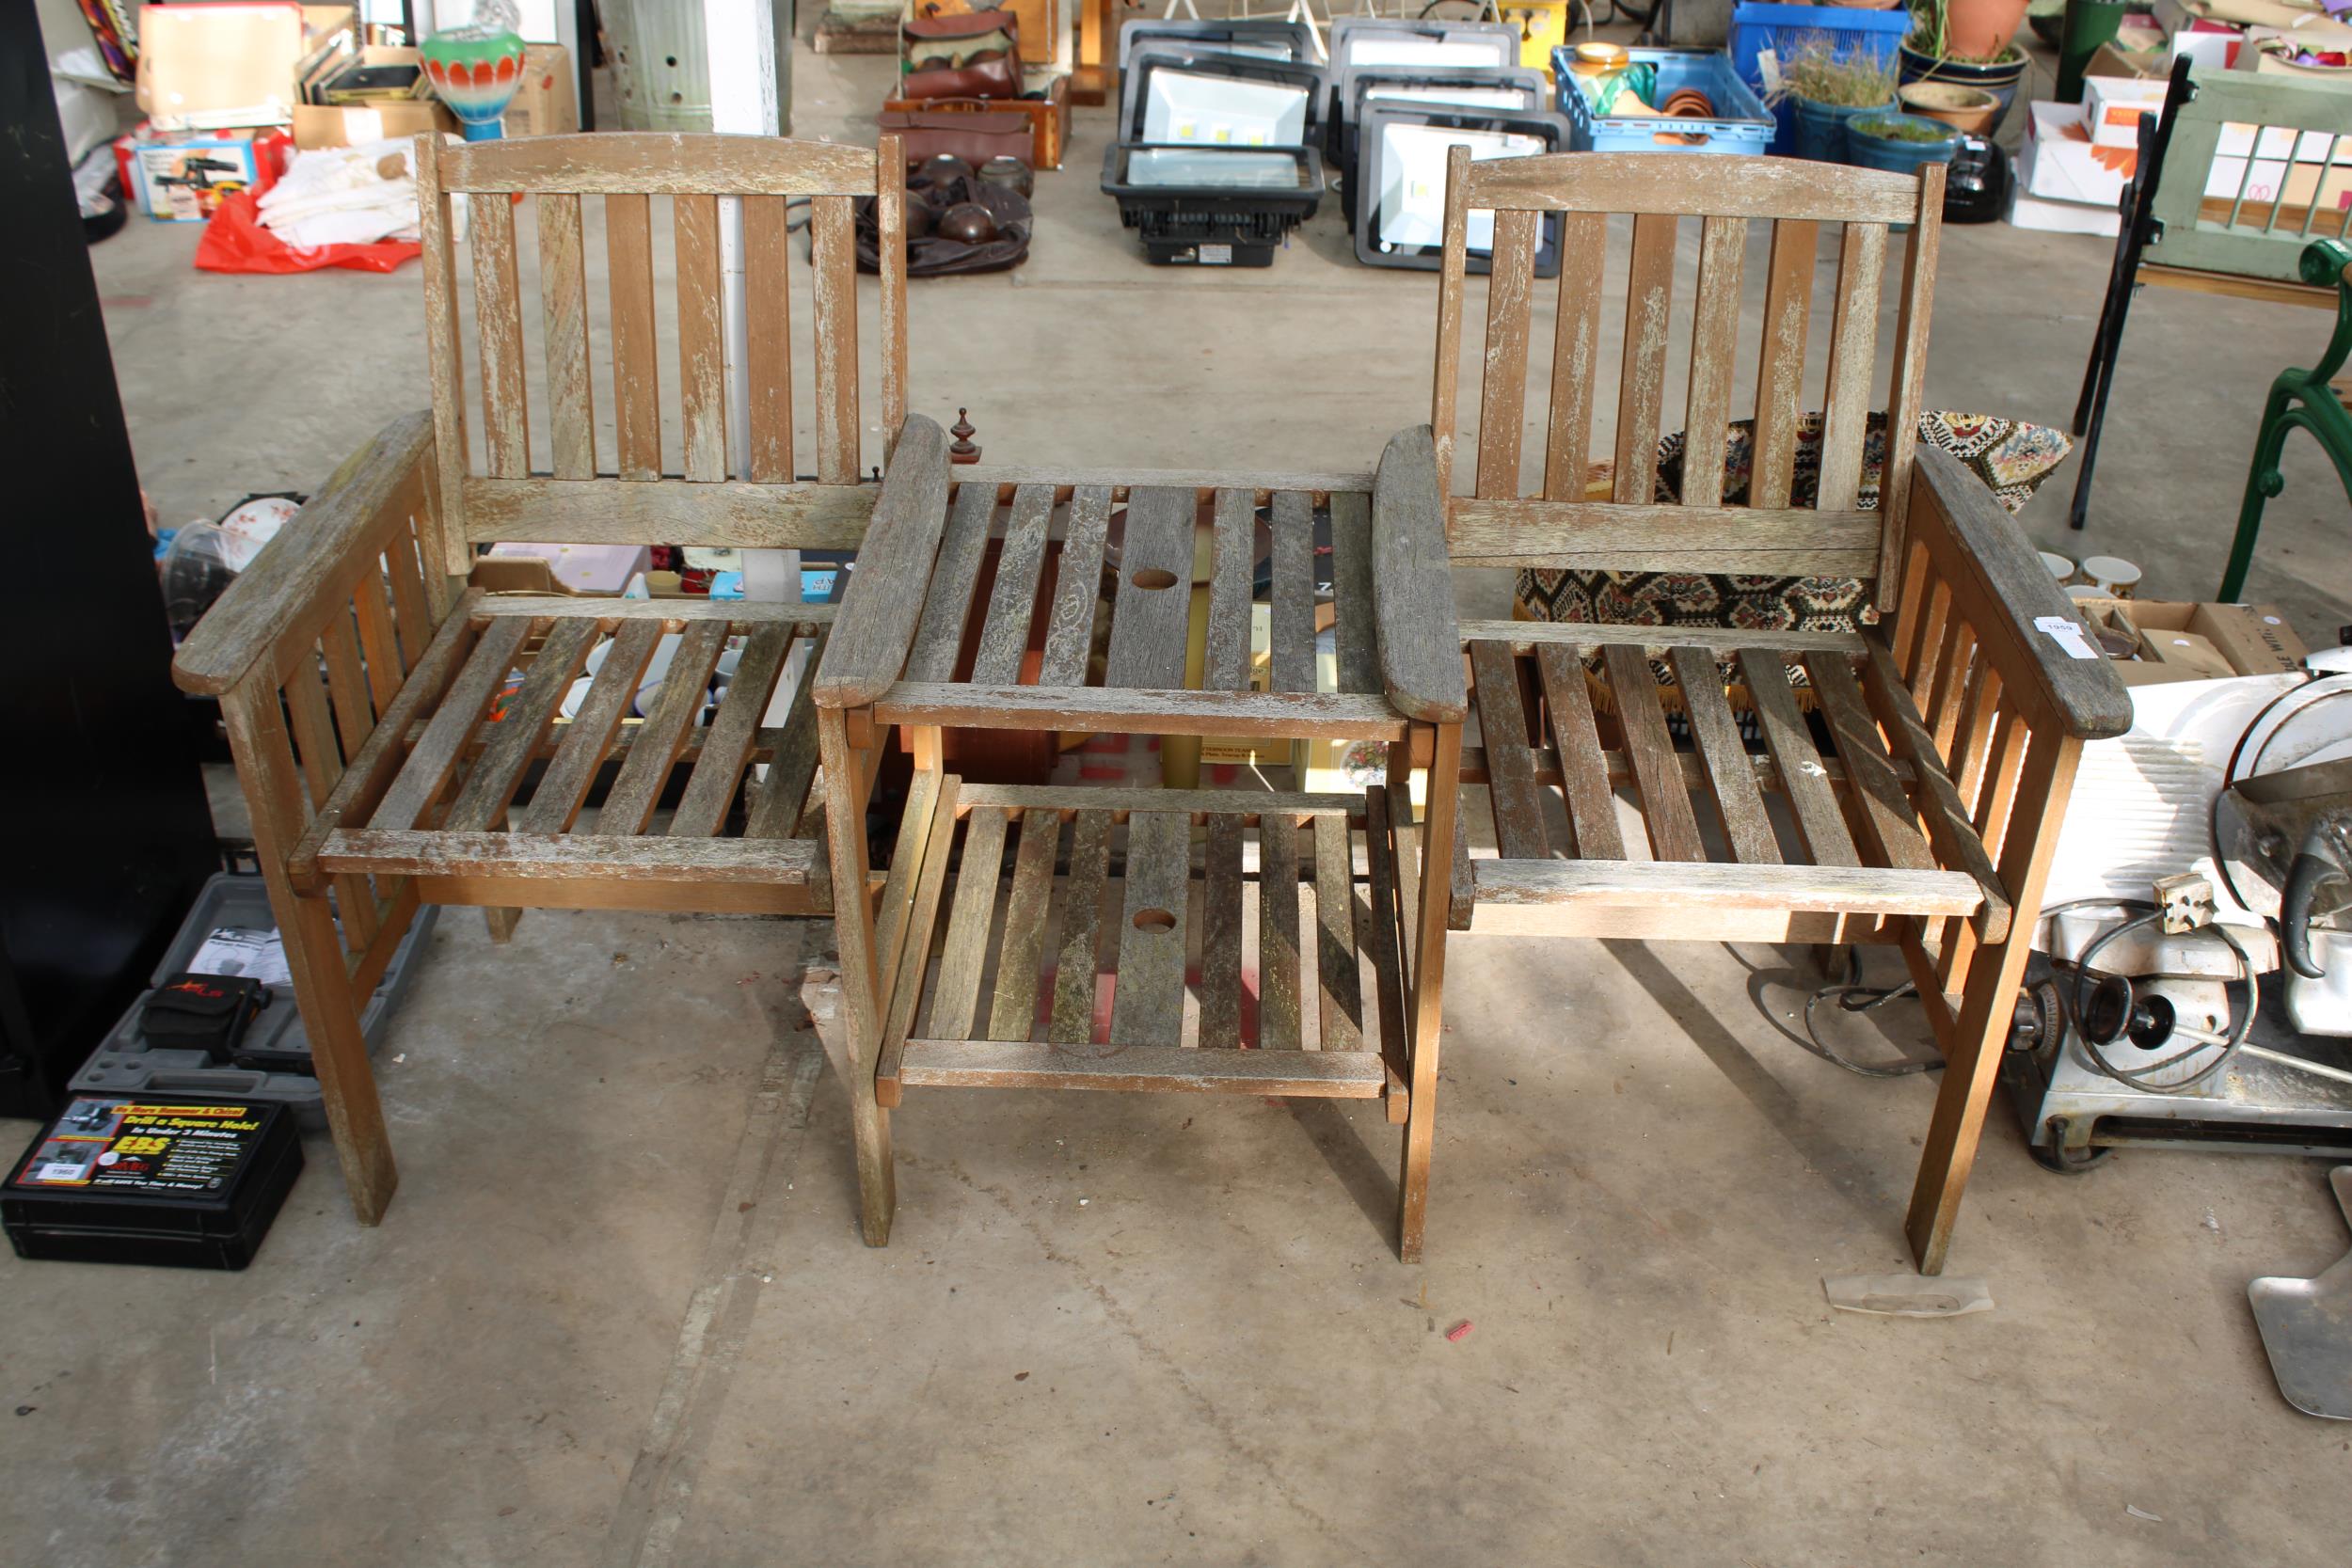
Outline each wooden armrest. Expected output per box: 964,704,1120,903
1372,424,1468,724
1910,447,2132,742
812,413,952,709
173,410,436,697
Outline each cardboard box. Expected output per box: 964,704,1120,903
478,543,649,596
2021,100,2135,207
2089,40,2168,81
291,44,457,148
2082,74,2168,149
137,3,308,130
2072,598,2310,687
2008,186,2124,235
291,100,455,149
2022,97,2352,212
129,129,263,221
501,45,579,139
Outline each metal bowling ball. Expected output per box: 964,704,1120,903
977,156,1034,198
903,197,936,241
918,153,974,187
935,202,998,245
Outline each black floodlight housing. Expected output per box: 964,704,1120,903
1332,65,1550,221
1122,49,1326,150
1325,16,1519,133
1102,143,1324,267
1352,105,1566,277
1117,17,1319,70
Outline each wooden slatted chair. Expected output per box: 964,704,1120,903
1425,150,2132,1273
172,133,946,1229
808,446,1469,1257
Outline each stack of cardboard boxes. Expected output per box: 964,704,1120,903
2010,1,2352,235
122,3,575,222
2013,68,2352,236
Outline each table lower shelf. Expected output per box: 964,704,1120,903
872,782,1412,1116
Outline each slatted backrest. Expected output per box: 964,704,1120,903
1431,151,1942,610
416,131,906,577
2150,62,2352,283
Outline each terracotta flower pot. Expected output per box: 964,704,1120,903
1938,0,2030,61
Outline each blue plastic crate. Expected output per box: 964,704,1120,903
1554,47,1773,156
1728,3,1912,154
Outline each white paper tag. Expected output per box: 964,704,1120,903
1756,48,1783,97
2034,614,2100,660
1197,244,1233,265
190,927,292,987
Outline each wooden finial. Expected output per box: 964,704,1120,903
949,408,979,466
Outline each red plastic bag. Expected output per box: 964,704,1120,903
194,131,423,275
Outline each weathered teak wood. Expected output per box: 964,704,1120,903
990,811,1058,1041
1428,150,2129,1275
1671,646,1780,865
1534,643,1622,861
1470,641,1548,860
177,130,939,1234
1261,811,1305,1053
419,129,908,538
1109,812,1191,1047
814,446,1467,1259
872,794,1407,1093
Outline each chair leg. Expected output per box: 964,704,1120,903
2219,385,2301,602
282,889,400,1223
818,706,896,1246
1395,722,1462,1264
1906,735,2081,1273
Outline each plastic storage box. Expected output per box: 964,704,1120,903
1728,2,1913,154
1556,46,1773,155
71,872,437,1125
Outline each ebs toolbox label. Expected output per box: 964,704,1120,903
12,1098,263,1196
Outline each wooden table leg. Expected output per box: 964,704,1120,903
1395,721,1463,1264
819,705,898,1245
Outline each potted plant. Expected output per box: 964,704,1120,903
1847,109,1962,180
1900,0,2030,122
1915,0,2028,61
1766,34,1900,164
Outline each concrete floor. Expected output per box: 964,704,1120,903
8,27,2352,1568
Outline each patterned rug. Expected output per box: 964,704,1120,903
1515,411,2071,635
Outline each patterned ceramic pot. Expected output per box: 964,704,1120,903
421,29,528,141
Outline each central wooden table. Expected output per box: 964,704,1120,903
807,436,1470,1258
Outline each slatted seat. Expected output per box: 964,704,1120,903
291,598,836,911
173,133,946,1230
810,440,1468,1258
1454,622,2000,942
1422,151,2133,1275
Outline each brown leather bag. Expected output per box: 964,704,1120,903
880,105,1035,169
900,10,1022,100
